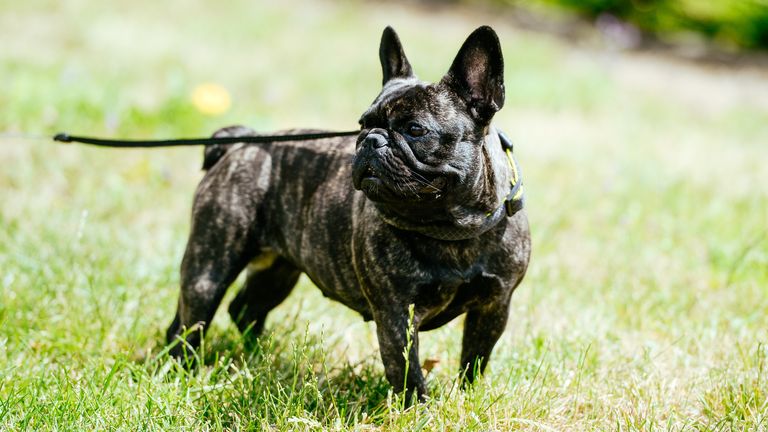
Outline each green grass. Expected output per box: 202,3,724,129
2,0,768,430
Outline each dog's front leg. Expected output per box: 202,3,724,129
373,305,427,404
460,297,510,385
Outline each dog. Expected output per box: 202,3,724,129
165,25,531,402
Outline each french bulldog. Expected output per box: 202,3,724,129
166,25,531,402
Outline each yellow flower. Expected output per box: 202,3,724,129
191,83,231,116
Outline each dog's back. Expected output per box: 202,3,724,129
185,125,373,323
201,126,354,171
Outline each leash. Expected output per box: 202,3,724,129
53,130,360,147
50,128,525,223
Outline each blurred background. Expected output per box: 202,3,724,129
1,0,767,428
498,0,768,51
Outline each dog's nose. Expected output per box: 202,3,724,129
364,129,388,149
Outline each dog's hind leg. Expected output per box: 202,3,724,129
165,175,260,359
165,225,253,359
228,255,301,346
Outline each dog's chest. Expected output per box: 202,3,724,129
412,261,502,329
405,239,506,317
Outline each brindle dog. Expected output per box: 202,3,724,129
166,26,531,402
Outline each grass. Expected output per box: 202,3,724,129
1,0,767,430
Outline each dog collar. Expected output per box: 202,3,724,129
381,130,525,241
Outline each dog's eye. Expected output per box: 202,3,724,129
406,122,427,137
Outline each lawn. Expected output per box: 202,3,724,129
1,0,767,430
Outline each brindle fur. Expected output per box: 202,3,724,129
166,26,531,402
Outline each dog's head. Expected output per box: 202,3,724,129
352,26,506,219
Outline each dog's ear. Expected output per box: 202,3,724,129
441,26,505,124
379,26,414,85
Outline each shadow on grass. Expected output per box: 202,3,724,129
136,322,397,429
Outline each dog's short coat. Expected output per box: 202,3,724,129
166,26,531,402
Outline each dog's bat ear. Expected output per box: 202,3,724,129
441,26,505,124
379,26,414,85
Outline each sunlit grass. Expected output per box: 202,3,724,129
1,0,767,430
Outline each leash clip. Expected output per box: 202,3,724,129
497,129,524,217
498,130,514,153
53,133,72,143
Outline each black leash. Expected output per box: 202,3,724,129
51,128,525,220
53,130,360,147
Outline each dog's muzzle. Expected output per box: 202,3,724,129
353,131,385,193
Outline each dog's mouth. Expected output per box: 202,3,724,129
361,165,379,181
359,166,384,190
353,157,446,203
353,162,387,198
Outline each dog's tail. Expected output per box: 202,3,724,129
202,144,227,170
202,125,257,170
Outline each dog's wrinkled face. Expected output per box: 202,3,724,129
352,80,468,203
352,26,505,211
